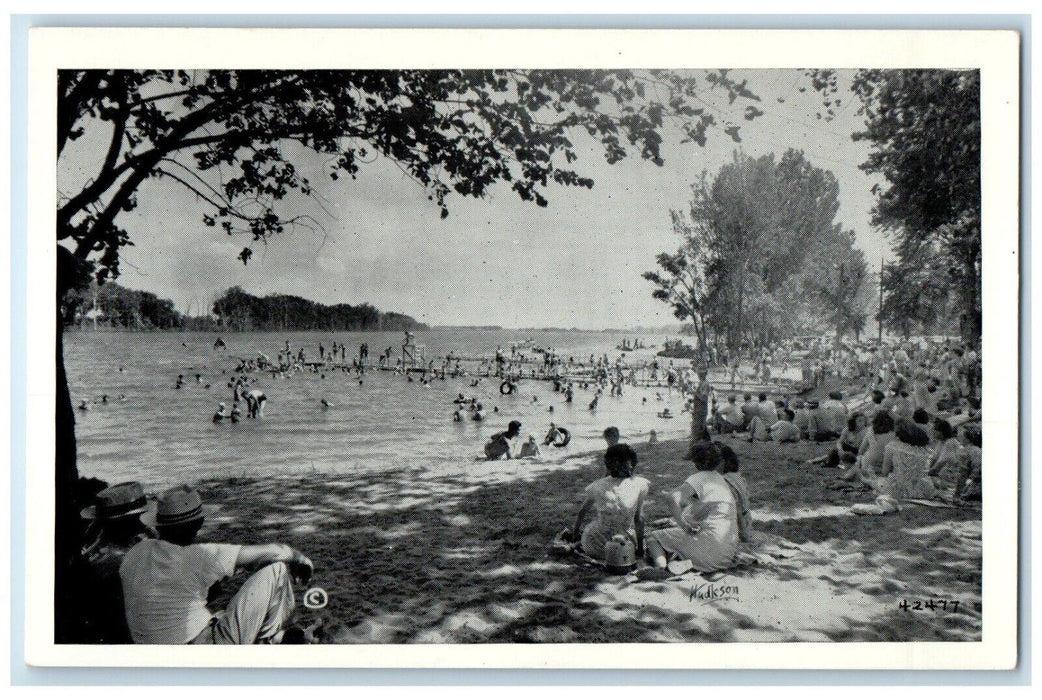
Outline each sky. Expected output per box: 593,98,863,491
59,69,890,330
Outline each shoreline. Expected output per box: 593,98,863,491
198,435,981,643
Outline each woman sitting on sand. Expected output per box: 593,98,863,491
926,417,964,488
951,424,981,502
875,418,937,501
837,410,895,484
716,444,753,543
807,412,867,469
569,444,648,563
643,442,738,576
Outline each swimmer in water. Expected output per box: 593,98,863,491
78,400,89,411
453,410,464,422
212,402,227,423
230,402,241,423
321,399,330,409
243,389,267,418
100,394,108,404
117,394,127,402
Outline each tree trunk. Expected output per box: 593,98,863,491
54,251,81,643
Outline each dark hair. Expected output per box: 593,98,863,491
687,441,721,472
602,426,620,441
758,393,767,402
157,519,203,547
872,410,895,435
912,408,931,425
507,420,521,436
962,424,982,447
968,396,981,410
829,391,843,401
716,443,741,474
604,444,638,478
871,390,885,403
846,412,863,432
933,418,955,441
784,408,795,421
894,418,931,447
743,393,752,401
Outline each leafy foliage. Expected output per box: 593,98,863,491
210,286,426,332
58,69,762,282
808,69,981,341
646,150,869,350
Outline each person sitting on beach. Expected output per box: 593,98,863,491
518,435,541,459
837,409,896,484
805,400,839,442
791,400,813,439
77,482,157,643
851,418,936,514
807,412,866,468
769,409,801,443
756,393,778,426
926,417,964,488
569,444,648,563
855,390,886,421
230,402,241,423
951,424,982,502
119,485,314,644
713,395,745,434
716,444,753,543
740,393,757,427
471,403,486,422
212,403,227,423
642,442,739,578
876,418,937,500
484,420,521,460
821,391,848,431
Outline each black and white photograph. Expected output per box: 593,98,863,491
23,27,1019,668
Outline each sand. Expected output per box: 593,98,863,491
199,435,981,643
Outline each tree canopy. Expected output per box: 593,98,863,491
645,150,870,354
58,69,762,282
810,69,981,341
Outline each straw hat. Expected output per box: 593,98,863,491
80,481,149,522
155,485,204,526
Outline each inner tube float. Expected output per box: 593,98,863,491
500,380,516,395
551,427,571,448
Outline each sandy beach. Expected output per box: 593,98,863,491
198,435,982,643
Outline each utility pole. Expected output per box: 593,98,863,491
877,256,884,345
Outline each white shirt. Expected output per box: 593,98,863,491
120,539,241,644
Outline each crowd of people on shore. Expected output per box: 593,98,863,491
71,332,981,645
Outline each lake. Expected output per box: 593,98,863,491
65,329,693,489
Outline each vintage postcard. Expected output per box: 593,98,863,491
22,27,1019,669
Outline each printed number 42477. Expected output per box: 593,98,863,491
899,599,960,613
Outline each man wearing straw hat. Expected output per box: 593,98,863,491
119,484,313,644
78,481,156,643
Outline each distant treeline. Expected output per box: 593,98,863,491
62,282,426,332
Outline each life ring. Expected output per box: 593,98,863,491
552,427,571,448
500,380,516,395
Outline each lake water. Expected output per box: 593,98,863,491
65,329,693,489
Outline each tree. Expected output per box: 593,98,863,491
646,150,848,353
55,68,762,640
802,226,870,347
810,69,981,343
642,209,713,356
